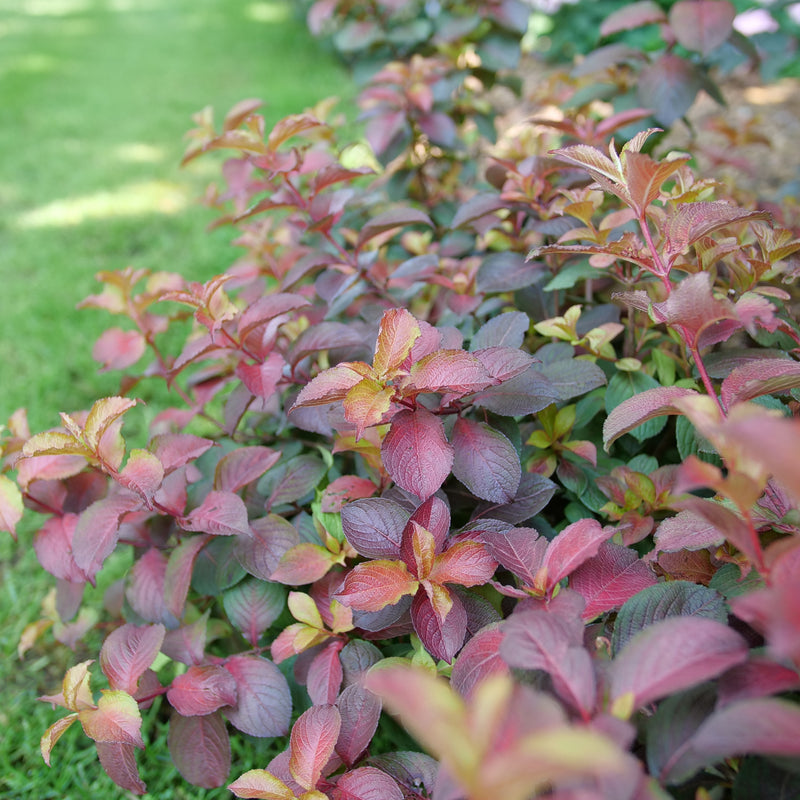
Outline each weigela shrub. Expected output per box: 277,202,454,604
2,2,800,797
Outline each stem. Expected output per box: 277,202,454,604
638,214,671,294
689,343,726,416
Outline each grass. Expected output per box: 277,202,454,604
0,1,354,796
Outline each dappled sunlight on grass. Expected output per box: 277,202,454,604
112,141,167,164
18,0,91,14
14,180,190,228
245,1,291,23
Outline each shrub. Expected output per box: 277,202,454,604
3,1,800,798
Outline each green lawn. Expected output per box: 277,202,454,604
0,1,352,796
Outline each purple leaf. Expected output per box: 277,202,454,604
341,498,409,559
451,417,521,504
149,433,215,473
236,514,299,581
483,526,547,586
451,193,506,230
471,365,560,416
537,358,607,402
609,617,748,714
164,534,212,619
265,455,327,509
669,0,735,56
356,207,433,250
96,741,147,795
637,53,703,127
476,251,542,292
473,472,557,524
223,578,286,647
411,590,467,664
600,1,667,36
382,408,454,501
125,548,174,626
470,312,530,350
168,711,231,789
335,683,382,767
223,655,292,737
569,542,657,620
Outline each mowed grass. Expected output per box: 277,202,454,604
0,1,352,796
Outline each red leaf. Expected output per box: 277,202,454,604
669,0,735,55
570,542,657,620
603,386,699,449
609,617,748,714
341,498,408,558
430,541,497,587
336,560,419,611
289,704,342,790
624,151,689,218
335,683,382,767
306,641,344,705
411,589,467,663
168,711,231,789
118,449,164,503
541,518,614,593
381,408,454,500
236,353,285,400
72,492,142,579
372,308,421,378
182,490,250,536
164,534,212,619
450,625,508,697
92,328,146,372
400,350,495,396
332,766,403,800
100,623,166,694
168,665,238,716
223,655,292,737
96,741,147,795
451,417,521,503
215,446,281,493
149,433,215,473
320,476,378,513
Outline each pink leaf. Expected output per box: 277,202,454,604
320,476,378,512
654,510,725,552
100,623,166,695
603,386,699,448
450,625,508,697
168,711,231,789
289,704,342,790
335,683,382,767
609,616,748,713
236,514,299,581
306,641,344,705
381,408,454,500
718,658,800,706
483,527,547,587
669,0,735,55
223,655,292,737
215,446,281,493
332,766,403,800
451,417,521,504
79,690,143,747
570,542,657,620
96,741,147,795
336,560,419,612
125,548,172,625
149,433,215,473
168,664,238,716
92,328,146,371
118,449,164,503
541,518,614,592
182,490,250,536
33,514,85,582
430,541,498,587
271,542,337,585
